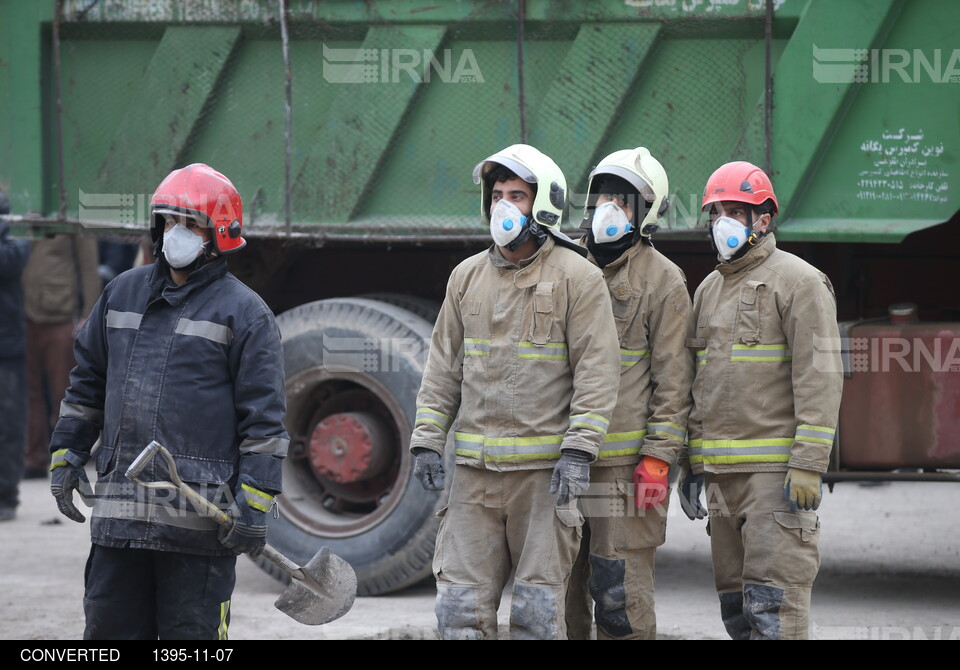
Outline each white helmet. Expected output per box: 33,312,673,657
472,144,568,228
583,147,670,237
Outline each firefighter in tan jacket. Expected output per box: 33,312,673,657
565,148,694,640
681,161,843,640
409,144,620,640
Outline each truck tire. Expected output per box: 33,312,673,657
358,293,441,324
261,297,450,596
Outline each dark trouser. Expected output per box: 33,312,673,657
83,544,237,640
25,320,75,471
0,355,27,509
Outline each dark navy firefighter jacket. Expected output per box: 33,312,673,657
50,256,289,556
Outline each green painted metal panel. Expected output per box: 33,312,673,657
0,0,55,214
778,0,959,242
529,23,661,196
91,26,241,195
6,0,957,243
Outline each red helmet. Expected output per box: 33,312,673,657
150,164,245,254
701,161,778,215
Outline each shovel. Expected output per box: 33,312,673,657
125,440,357,626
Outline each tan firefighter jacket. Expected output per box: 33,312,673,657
688,234,843,475
410,236,621,470
582,239,694,468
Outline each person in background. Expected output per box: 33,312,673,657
0,191,31,521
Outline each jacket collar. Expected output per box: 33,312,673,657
148,256,228,305
488,236,555,288
717,233,776,276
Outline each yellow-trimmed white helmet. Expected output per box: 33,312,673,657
583,147,670,237
472,144,567,229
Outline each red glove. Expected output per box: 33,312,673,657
633,457,669,509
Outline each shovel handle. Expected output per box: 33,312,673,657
129,442,307,581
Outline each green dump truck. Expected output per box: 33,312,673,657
2,0,958,596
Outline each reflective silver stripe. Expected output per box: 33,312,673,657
598,430,646,457
463,338,491,356
648,423,687,441
700,445,793,457
796,425,836,445
696,349,707,366
484,440,563,460
569,413,610,435
239,437,289,457
454,433,483,458
416,408,452,432
730,344,792,361
106,309,142,330
92,499,219,531
453,432,565,462
176,318,233,345
60,400,104,424
517,342,568,360
620,349,649,367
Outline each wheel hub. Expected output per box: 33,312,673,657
308,411,392,484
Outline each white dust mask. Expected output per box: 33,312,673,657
489,199,528,247
712,216,752,261
163,223,208,269
591,201,632,243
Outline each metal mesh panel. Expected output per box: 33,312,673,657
52,0,774,242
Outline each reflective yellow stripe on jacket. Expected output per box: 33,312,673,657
688,438,794,466
454,432,564,463
415,407,452,433
730,344,792,362
598,430,647,458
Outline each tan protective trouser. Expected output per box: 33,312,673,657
705,472,821,640
565,464,667,640
432,465,583,640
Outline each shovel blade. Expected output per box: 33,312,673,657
273,547,357,625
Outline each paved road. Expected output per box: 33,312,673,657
2,473,958,640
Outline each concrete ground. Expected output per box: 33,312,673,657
2,472,958,640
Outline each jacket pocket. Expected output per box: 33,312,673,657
173,454,235,486
531,281,556,346
736,281,765,345
96,444,118,477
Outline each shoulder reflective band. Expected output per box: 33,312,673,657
416,408,453,433
599,430,647,458
241,483,275,513
697,349,708,366
464,338,491,356
688,438,793,465
620,348,650,367
570,412,610,435
648,422,687,442
731,344,792,362
453,432,564,462
518,342,568,360
795,424,836,446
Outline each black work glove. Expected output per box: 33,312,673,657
50,449,94,523
678,467,708,520
550,450,591,505
412,448,445,491
218,474,274,558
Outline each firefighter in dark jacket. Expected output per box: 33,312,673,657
48,164,289,640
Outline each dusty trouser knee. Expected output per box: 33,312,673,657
435,584,497,640
588,553,656,640
510,582,566,640
718,591,751,640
